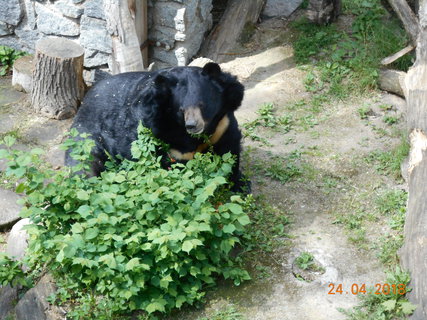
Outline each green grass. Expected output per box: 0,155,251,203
365,136,410,181
340,267,416,319
291,0,412,102
199,306,245,320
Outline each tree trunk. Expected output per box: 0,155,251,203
400,2,427,318
104,0,145,74
200,0,265,63
387,0,419,44
31,38,85,120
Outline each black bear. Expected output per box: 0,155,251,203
65,63,249,192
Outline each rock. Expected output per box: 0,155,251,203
55,0,84,19
79,15,112,54
262,0,304,18
0,22,13,36
0,285,18,320
0,189,22,230
35,3,80,37
15,275,58,320
0,0,23,26
6,218,31,261
83,48,109,68
84,0,105,20
12,55,35,93
188,57,214,68
10,29,42,53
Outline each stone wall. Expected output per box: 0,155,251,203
0,0,213,70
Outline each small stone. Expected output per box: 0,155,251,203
0,188,22,230
12,55,35,93
55,0,84,19
6,218,31,261
0,22,13,36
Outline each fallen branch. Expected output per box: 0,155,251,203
381,44,415,65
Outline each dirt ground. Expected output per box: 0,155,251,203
0,12,409,320
167,15,407,320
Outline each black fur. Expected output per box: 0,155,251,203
65,63,249,192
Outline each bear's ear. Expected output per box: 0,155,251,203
202,62,221,78
221,73,244,112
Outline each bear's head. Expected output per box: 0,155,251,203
153,63,244,135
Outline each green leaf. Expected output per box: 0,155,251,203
71,223,84,234
76,190,90,201
400,301,417,315
237,215,251,226
125,258,140,271
146,299,167,313
3,136,16,147
382,299,396,311
76,205,92,218
223,224,236,234
182,240,193,253
85,227,99,240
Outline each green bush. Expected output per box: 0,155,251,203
0,125,251,318
0,46,27,76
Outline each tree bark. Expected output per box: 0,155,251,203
387,0,420,44
31,38,85,120
400,2,427,318
200,0,265,63
104,0,145,74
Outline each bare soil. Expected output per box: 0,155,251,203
168,15,407,320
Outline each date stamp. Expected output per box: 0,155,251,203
328,283,407,295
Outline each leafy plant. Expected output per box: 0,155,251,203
295,252,315,270
341,267,416,319
0,46,27,76
0,253,32,288
0,125,252,318
243,103,293,144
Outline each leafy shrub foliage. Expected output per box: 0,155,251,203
0,125,251,318
0,46,27,76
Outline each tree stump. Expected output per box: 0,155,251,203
31,37,85,120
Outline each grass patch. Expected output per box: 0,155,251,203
291,0,412,103
364,136,410,181
340,267,416,319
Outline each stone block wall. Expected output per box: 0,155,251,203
0,0,213,70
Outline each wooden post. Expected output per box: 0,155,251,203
31,37,85,120
199,0,265,63
400,1,427,318
134,0,148,68
104,0,145,74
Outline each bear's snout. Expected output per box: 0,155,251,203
183,107,205,134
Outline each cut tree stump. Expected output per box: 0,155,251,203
199,0,265,63
31,37,85,120
12,55,34,93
